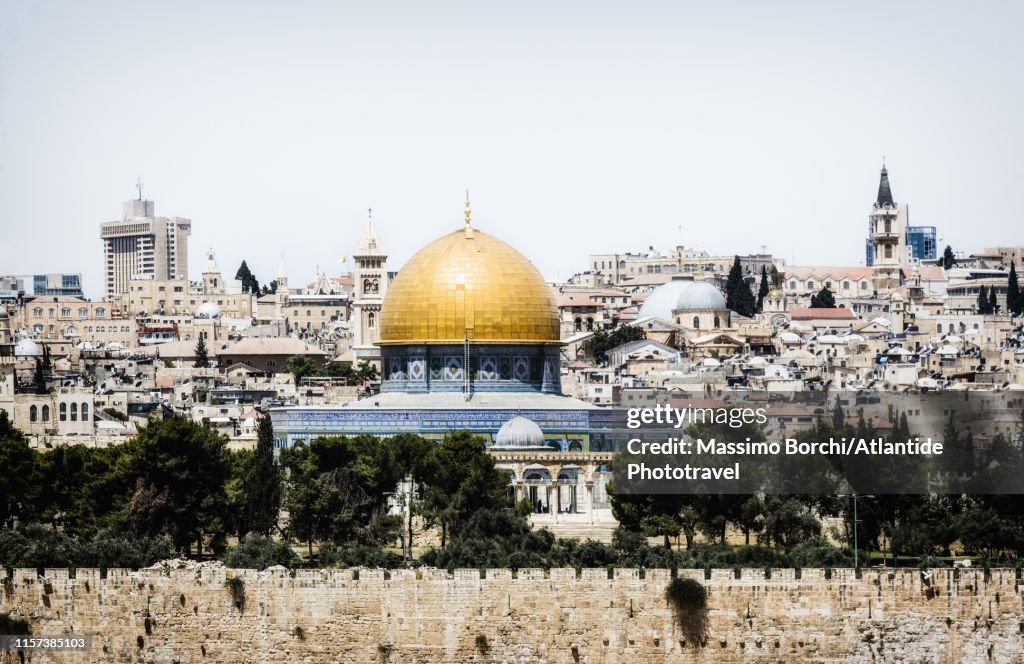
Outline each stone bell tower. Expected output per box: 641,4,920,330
352,209,388,366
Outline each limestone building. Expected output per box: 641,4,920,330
100,194,191,300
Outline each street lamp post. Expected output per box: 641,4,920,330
838,492,870,569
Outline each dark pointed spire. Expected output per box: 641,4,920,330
875,163,894,207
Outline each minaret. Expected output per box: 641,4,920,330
352,209,388,366
868,163,909,293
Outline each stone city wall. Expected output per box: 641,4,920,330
1,566,1022,663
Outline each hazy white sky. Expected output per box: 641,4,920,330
2,1,1022,298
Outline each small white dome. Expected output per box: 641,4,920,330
14,338,41,357
637,276,694,320
195,302,221,319
494,416,546,449
675,281,726,311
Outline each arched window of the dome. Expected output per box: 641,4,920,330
714,316,721,329
693,316,700,329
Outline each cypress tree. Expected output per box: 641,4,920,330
756,265,770,313
988,286,998,314
245,415,282,537
977,285,989,314
943,245,956,270
1008,262,1021,316
194,336,210,368
725,257,756,317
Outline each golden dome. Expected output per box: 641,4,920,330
380,227,560,345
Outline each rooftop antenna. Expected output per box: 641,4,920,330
136,177,143,201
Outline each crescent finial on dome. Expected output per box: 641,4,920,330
464,189,474,238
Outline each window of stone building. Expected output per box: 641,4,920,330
885,245,892,259
693,316,700,329
79,307,88,316
30,405,37,422
714,316,721,329
60,403,67,421
843,281,850,290
937,324,943,333
82,403,89,421
70,403,77,421
861,281,868,290
789,281,796,290
42,405,49,421
807,281,814,290
96,308,105,316
368,312,376,328
48,308,55,317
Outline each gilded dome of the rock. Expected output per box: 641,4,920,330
380,228,560,345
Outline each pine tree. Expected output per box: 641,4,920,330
943,245,956,270
977,285,989,314
756,265,770,313
810,287,836,309
1008,262,1021,316
235,260,260,294
245,415,282,537
194,336,210,368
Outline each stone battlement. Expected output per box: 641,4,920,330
2,566,1022,662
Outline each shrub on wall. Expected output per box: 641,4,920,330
665,577,708,648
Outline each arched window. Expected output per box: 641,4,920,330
70,402,78,421
884,220,891,233
59,403,67,421
30,405,37,422
81,403,89,421
714,316,721,329
586,318,594,331
42,405,50,421
574,318,582,332
936,324,943,333
368,312,376,328
693,316,700,329
885,245,893,259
